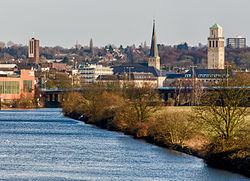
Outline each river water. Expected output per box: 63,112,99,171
0,109,247,181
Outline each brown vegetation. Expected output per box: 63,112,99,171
62,77,249,177
10,94,37,109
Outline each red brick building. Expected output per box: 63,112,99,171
28,38,39,64
0,70,35,100
42,63,66,71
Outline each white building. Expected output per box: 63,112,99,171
79,64,113,83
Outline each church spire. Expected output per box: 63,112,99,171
149,20,159,57
148,20,160,70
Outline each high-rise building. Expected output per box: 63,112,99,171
148,20,160,70
28,38,39,64
226,36,246,49
207,24,225,69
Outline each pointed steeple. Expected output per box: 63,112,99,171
148,20,160,70
149,20,159,57
90,38,93,52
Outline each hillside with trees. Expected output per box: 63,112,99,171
0,41,249,70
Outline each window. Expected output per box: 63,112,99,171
209,41,211,47
216,41,218,47
23,80,32,92
0,81,20,94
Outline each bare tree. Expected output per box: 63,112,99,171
0,41,5,49
7,41,15,47
123,83,163,123
195,73,250,140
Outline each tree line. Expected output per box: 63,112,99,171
0,43,249,70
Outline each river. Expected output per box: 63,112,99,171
0,109,247,180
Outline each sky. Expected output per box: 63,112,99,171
0,0,249,48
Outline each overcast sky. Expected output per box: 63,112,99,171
0,0,249,48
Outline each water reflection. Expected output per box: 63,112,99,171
0,109,247,180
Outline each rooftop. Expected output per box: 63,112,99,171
210,24,222,29
112,63,162,77
0,64,17,69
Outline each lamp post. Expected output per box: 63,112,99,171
225,65,231,87
72,57,75,88
0,87,2,110
72,72,74,88
125,67,134,81
190,65,197,106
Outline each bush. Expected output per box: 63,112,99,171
149,111,198,147
11,94,36,108
62,92,86,115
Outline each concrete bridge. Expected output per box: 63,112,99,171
41,87,250,108
41,88,85,108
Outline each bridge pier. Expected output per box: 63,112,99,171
43,93,61,108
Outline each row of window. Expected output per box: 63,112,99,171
135,76,154,79
0,81,20,94
0,80,33,94
185,74,226,78
209,40,218,48
30,41,34,54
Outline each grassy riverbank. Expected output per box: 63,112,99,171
62,87,249,177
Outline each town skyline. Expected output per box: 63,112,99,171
0,0,250,48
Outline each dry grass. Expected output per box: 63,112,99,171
246,108,250,121
154,106,193,116
161,106,250,121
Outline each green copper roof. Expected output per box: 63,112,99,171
210,24,222,29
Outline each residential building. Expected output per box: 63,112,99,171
226,36,246,49
112,63,167,87
96,72,158,88
41,63,67,72
207,24,225,69
79,64,113,83
28,38,39,64
0,70,35,100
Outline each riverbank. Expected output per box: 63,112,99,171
64,109,249,178
61,86,249,178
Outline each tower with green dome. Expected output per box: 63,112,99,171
207,24,225,69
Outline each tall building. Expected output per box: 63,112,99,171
148,20,160,70
28,38,39,64
90,38,94,54
226,36,246,49
207,24,225,69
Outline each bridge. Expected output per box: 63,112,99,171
41,88,88,107
41,87,250,107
